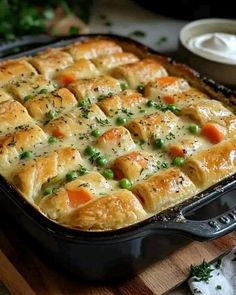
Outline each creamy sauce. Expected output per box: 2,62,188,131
2,93,211,203
188,32,236,64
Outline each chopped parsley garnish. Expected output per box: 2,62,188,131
95,117,111,126
78,165,87,175
156,160,168,170
191,260,214,282
216,285,222,290
165,132,175,141
129,30,146,38
121,108,133,117
156,36,168,45
89,151,101,164
79,103,90,119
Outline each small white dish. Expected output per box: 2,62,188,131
178,18,236,87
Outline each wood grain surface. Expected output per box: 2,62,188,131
0,224,235,295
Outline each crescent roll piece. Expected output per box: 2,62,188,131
0,125,47,168
133,167,197,213
182,99,233,125
66,39,123,60
13,147,82,200
166,136,209,158
112,58,168,89
98,90,147,116
44,104,106,138
0,89,12,103
144,76,190,99
112,151,158,181
96,127,136,158
92,52,139,73
24,88,77,122
55,59,100,85
127,111,179,141
39,172,111,220
0,59,37,87
61,190,146,230
0,100,33,134
30,48,73,79
8,74,56,101
184,138,236,189
68,75,122,103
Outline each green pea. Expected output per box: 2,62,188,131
43,187,54,195
20,151,32,160
167,104,180,114
147,100,156,107
120,82,128,91
119,178,132,190
168,104,177,111
23,94,33,101
96,156,108,167
84,146,98,156
78,99,88,108
39,88,48,94
116,117,128,125
155,138,165,149
189,124,200,134
103,168,114,180
47,110,57,120
137,84,144,93
66,171,78,181
91,129,101,137
48,136,57,144
79,166,87,175
172,157,185,167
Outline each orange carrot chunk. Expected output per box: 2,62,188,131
163,95,176,104
169,146,185,157
202,123,224,144
52,128,66,138
61,74,76,85
100,128,122,143
67,189,92,208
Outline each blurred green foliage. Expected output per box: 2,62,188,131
0,0,93,41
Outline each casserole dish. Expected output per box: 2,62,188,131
0,34,236,281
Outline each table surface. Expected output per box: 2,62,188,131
0,1,192,294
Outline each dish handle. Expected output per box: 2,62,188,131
150,205,236,241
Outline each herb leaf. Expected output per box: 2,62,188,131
95,117,111,126
191,260,214,283
129,30,146,38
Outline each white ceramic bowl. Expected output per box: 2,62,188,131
178,18,236,88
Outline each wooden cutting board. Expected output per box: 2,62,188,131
0,223,235,295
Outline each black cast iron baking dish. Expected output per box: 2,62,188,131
0,34,236,281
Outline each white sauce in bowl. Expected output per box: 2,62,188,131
188,32,236,64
